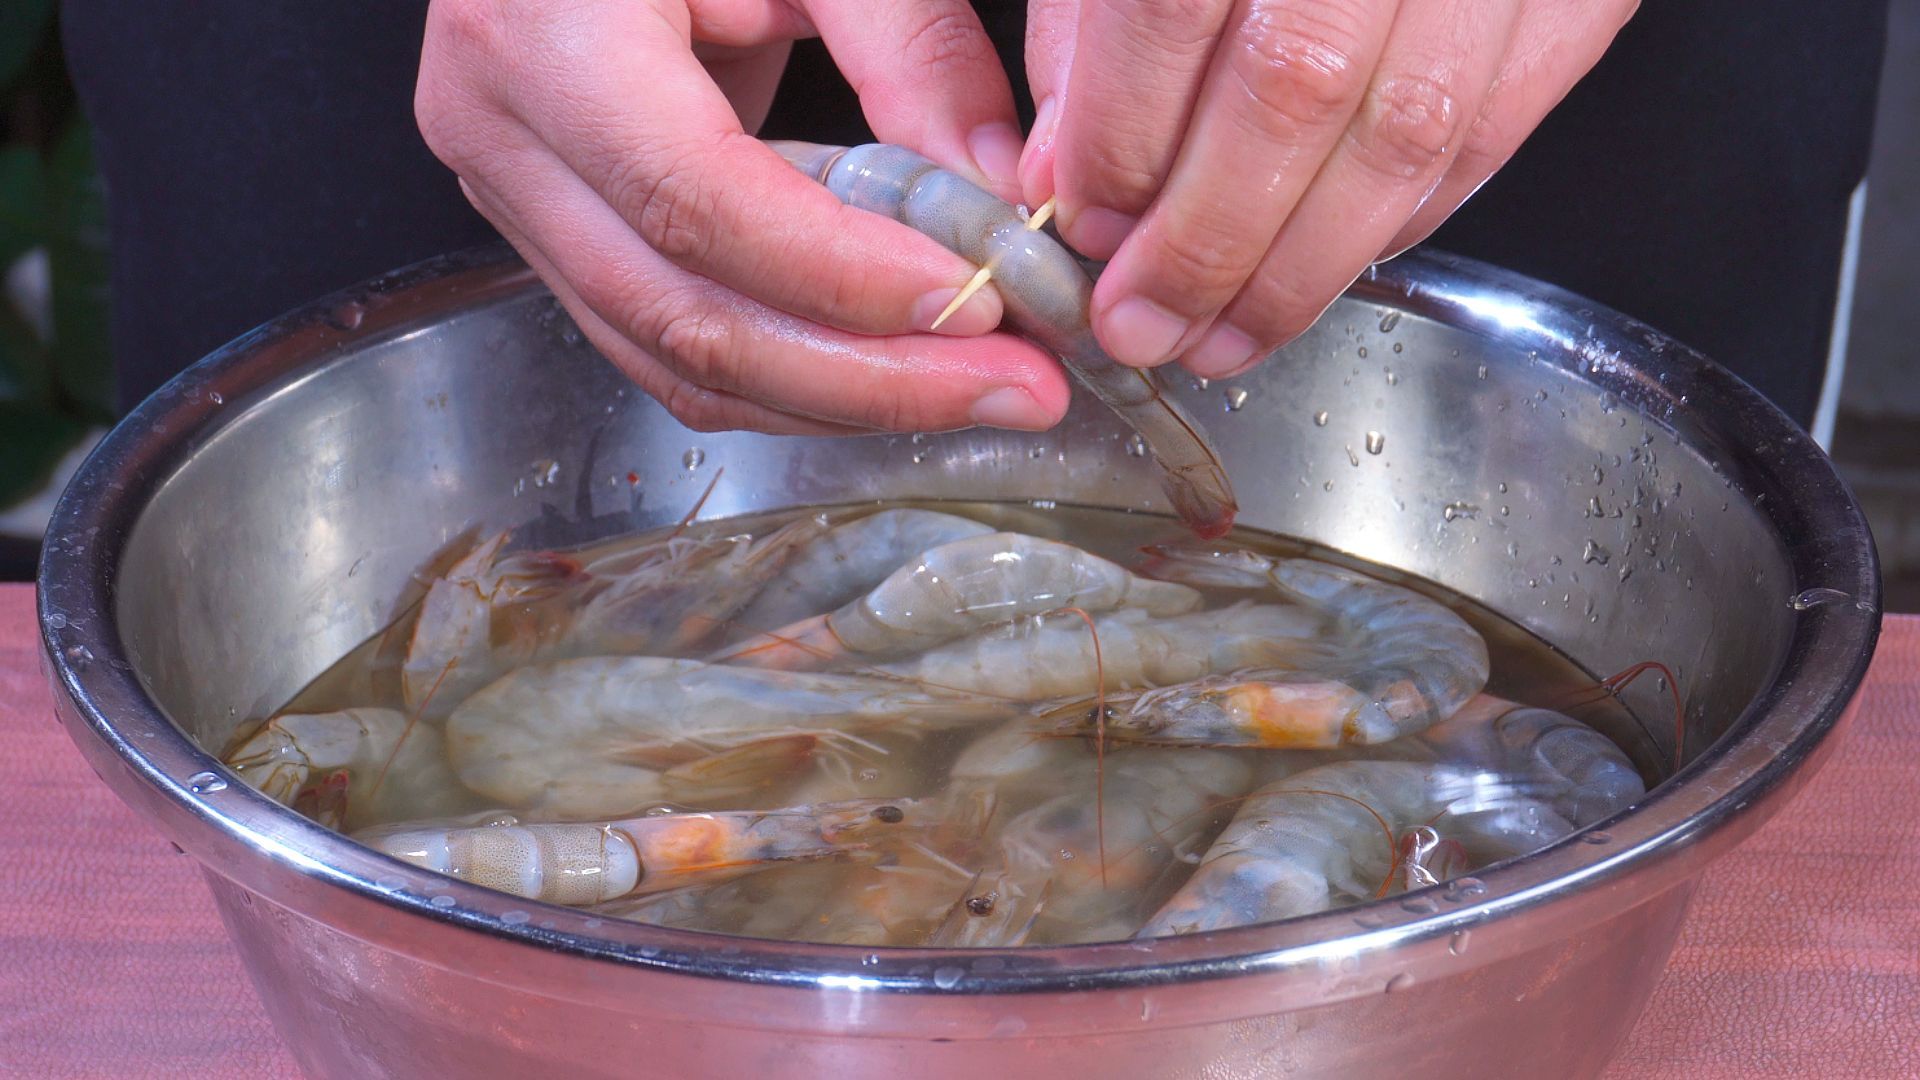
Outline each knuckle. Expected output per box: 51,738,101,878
652,303,741,391
660,383,733,433
1148,218,1256,301
1229,3,1370,130
1350,74,1463,178
899,7,998,76
624,148,720,267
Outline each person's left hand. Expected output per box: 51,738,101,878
1019,0,1639,378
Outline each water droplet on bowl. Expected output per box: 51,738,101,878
501,910,530,926
430,895,457,909
328,301,366,330
187,771,228,794
1378,311,1401,333
681,448,705,471
1124,433,1148,457
1580,831,1613,845
1582,540,1611,566
1364,431,1385,455
1224,387,1250,411
1443,877,1486,902
1400,897,1438,915
1313,409,1330,427
1448,930,1472,956
45,613,67,629
1385,973,1415,993
1789,587,1853,611
933,966,965,989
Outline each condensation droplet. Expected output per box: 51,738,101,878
1401,896,1438,915
1789,587,1853,611
1443,877,1487,902
328,300,366,330
45,613,67,629
1365,431,1385,455
530,459,560,488
681,448,705,471
1346,445,1360,467
208,391,224,405
1448,930,1472,956
1224,387,1250,412
1378,311,1401,333
430,895,457,909
1385,369,1398,386
1124,432,1148,457
1313,409,1330,427
501,910,531,926
1442,502,1479,522
1385,973,1415,994
1582,540,1611,566
933,966,965,990
1476,364,1489,380
1580,831,1612,845
187,771,228,794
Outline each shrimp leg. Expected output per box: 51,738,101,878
768,141,1238,539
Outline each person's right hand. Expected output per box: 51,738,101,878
416,0,1072,435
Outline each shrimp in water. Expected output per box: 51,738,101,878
1078,547,1490,747
769,141,1237,538
879,601,1332,700
221,707,472,830
444,655,1014,818
727,508,993,637
1136,701,1643,936
711,532,1200,670
355,798,927,905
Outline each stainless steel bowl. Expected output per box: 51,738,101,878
39,245,1879,1078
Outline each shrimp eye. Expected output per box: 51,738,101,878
871,805,905,824
966,894,997,917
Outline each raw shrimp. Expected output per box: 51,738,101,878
221,708,472,831
770,141,1237,538
401,531,583,717
935,749,1255,947
728,508,993,637
1136,739,1641,936
880,602,1332,700
444,656,1014,818
355,798,926,906
711,532,1200,669
400,516,830,716
1414,695,1646,828
1087,547,1489,747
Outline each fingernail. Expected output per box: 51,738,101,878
970,386,1054,431
913,284,1001,336
967,122,1025,193
1019,96,1059,199
1101,296,1189,367
1186,323,1262,379
1064,207,1137,260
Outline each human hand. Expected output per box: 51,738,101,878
416,0,1070,435
1020,0,1640,377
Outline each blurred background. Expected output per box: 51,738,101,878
1,3,1915,606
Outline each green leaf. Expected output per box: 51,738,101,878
0,0,52,92
0,399,85,510
44,121,113,421
0,146,45,270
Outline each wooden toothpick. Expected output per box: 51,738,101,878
929,196,1058,331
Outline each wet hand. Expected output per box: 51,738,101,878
1020,0,1639,377
416,0,1070,435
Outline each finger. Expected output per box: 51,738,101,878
804,0,1025,201
1090,0,1398,367
1381,0,1639,256
462,180,865,436
1018,0,1079,203
1046,0,1240,259
451,120,1072,433
695,40,794,135
474,0,1007,337
1195,0,1520,375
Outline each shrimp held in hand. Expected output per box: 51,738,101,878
769,141,1237,538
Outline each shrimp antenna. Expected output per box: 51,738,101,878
928,197,1056,330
